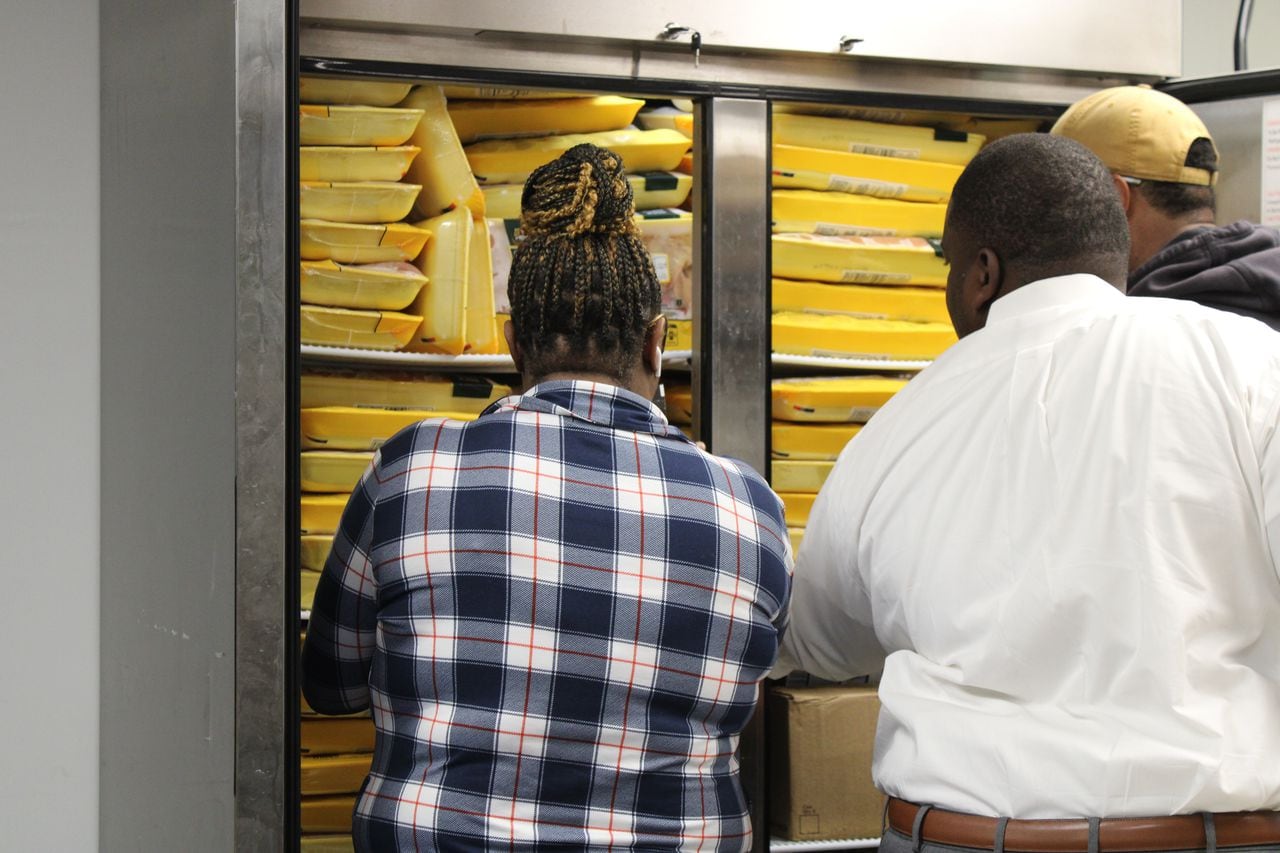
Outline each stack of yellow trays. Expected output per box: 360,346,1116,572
300,75,430,351
301,695,376,842
769,108,980,368
770,375,911,545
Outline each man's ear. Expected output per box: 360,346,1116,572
502,320,524,374
1111,173,1135,216
967,247,1004,316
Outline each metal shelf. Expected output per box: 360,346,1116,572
770,838,879,850
772,353,930,372
300,345,693,372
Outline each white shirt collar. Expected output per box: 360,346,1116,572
986,273,1124,327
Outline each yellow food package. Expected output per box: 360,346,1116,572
637,210,694,320
406,206,471,355
465,128,690,185
299,181,421,225
300,834,356,853
299,145,421,183
772,233,946,285
300,534,335,572
401,86,486,220
301,717,377,756
301,370,510,412
772,422,863,460
772,190,946,238
299,76,412,107
300,305,422,351
772,376,909,423
665,318,693,351
448,95,644,144
773,312,955,360
301,568,321,612
301,406,478,452
495,313,512,355
300,220,431,265
301,795,357,834
772,113,984,166
482,171,691,219
772,144,962,203
465,214,500,354
772,278,949,325
771,459,836,493
788,527,805,554
301,494,348,536
664,384,693,426
778,492,816,527
301,450,374,494
300,260,427,311
441,86,577,100
299,105,423,147
302,753,375,797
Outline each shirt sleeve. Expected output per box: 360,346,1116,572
301,453,382,715
1254,347,1280,585
771,443,887,681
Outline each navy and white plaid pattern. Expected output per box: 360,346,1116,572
303,380,792,851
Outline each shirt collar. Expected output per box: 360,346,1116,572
985,273,1124,327
485,379,692,443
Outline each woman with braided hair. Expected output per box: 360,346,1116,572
304,142,792,851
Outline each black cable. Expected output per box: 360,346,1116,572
1235,0,1254,72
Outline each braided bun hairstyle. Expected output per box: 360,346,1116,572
507,143,662,383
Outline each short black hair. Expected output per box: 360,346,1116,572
507,143,661,382
1135,137,1217,217
946,133,1129,280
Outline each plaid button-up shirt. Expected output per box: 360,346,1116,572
302,380,793,851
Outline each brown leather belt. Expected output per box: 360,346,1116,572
887,797,1280,852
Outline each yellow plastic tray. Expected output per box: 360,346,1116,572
299,146,421,183
301,406,478,452
788,527,804,554
406,206,470,355
301,450,374,494
773,144,961,203
772,113,984,166
301,568,321,612
772,422,863,460
301,795,357,834
301,371,511,412
772,278,949,325
772,190,946,238
773,312,955,360
301,834,356,853
299,105,424,147
301,717,376,756
465,211,499,354
302,753,374,797
301,494,348,536
772,376,909,423
300,305,422,351
300,534,334,572
300,220,431,265
771,459,835,493
778,492,816,528
465,128,690,185
448,95,645,144
772,233,946,285
299,181,422,225
482,170,692,219
402,86,486,220
636,108,694,139
300,260,427,311
300,76,413,107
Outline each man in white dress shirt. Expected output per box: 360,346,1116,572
776,133,1280,853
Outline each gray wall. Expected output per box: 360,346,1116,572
99,0,237,848
0,2,101,849
1183,0,1280,76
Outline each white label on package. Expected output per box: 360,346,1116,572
651,253,671,284
827,174,910,199
813,222,896,237
839,269,912,284
848,143,920,159
1263,99,1280,226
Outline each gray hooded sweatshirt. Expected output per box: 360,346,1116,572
1128,220,1280,332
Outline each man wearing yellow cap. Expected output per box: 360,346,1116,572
1053,85,1280,331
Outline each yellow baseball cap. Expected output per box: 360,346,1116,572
1050,85,1218,186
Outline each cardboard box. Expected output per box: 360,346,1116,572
768,685,884,841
